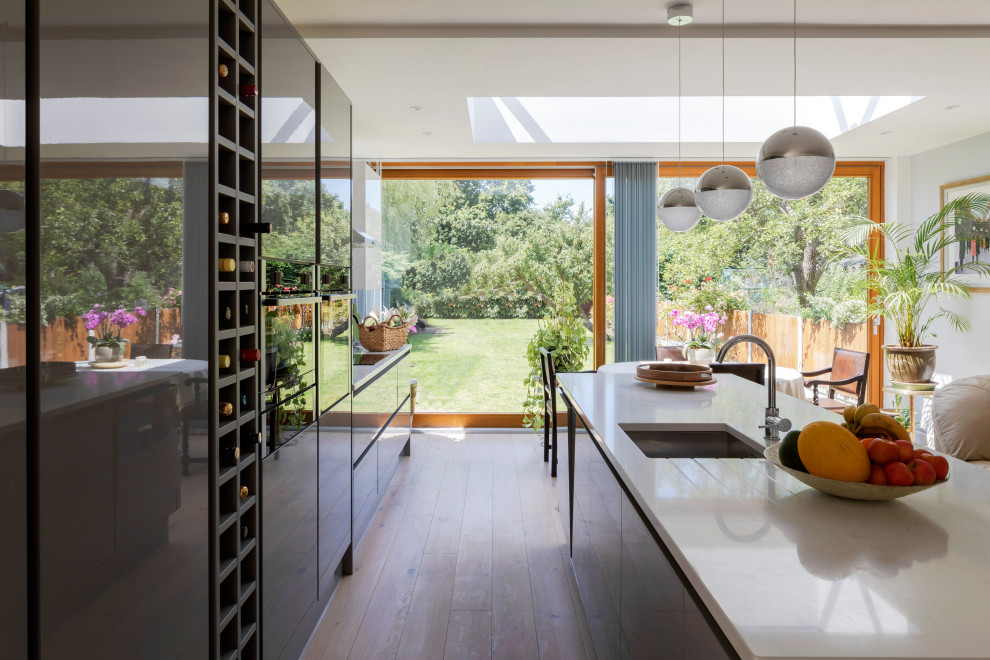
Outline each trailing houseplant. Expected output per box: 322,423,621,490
841,192,990,383
523,282,590,432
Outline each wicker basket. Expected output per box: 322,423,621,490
357,314,409,352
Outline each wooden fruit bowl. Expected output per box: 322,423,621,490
764,444,948,501
636,362,713,382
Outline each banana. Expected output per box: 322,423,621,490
843,405,857,423
855,413,910,441
853,403,881,425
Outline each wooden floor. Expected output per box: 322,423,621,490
302,432,596,660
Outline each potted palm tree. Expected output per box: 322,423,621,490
842,193,990,384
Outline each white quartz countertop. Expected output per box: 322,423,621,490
558,363,990,660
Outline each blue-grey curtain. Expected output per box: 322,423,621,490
614,161,658,363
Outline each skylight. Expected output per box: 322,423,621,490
467,96,923,144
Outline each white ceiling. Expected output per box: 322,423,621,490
276,0,990,160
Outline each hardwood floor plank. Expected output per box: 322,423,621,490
395,553,458,660
347,513,433,660
445,610,493,660
523,515,588,660
424,441,471,554
451,458,494,611
301,485,414,660
491,519,539,660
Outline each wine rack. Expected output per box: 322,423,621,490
211,0,260,657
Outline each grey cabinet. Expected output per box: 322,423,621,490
564,426,735,660
318,400,352,597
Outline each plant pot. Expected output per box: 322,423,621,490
686,348,715,365
94,345,122,363
884,345,937,383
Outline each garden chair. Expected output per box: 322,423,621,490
655,345,684,361
801,348,870,411
539,347,594,478
131,343,173,359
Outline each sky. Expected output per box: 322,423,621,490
531,179,595,210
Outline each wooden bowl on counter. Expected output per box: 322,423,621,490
634,362,716,388
764,444,948,501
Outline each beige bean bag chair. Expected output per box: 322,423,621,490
931,375,990,469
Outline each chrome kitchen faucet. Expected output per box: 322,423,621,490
715,334,792,441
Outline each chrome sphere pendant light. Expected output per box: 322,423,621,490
756,0,835,200
658,17,702,232
696,0,752,222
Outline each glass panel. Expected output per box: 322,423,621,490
319,67,351,271
37,1,209,656
0,2,27,655
262,301,316,455
260,2,316,263
381,178,594,413
654,175,870,384
319,297,351,413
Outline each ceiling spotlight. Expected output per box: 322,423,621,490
945,104,960,110
757,126,836,200
667,3,694,25
880,130,893,135
409,105,423,112
422,131,434,136
658,187,703,232
696,165,753,222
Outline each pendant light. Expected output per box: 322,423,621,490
756,0,835,200
696,0,752,222
658,16,702,232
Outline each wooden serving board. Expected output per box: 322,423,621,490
634,374,717,388
636,362,713,383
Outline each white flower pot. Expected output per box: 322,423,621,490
94,345,122,363
686,348,714,365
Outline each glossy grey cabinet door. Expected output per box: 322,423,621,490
319,399,352,595
262,427,318,659
352,441,378,541
571,431,622,660
619,493,731,660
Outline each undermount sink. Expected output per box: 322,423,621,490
619,423,762,459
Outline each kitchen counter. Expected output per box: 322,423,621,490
352,344,410,392
558,363,990,660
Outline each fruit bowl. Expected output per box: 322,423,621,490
764,444,948,501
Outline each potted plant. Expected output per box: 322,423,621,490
523,283,590,432
668,308,727,364
83,303,146,365
842,193,990,383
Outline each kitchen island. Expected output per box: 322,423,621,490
557,363,990,660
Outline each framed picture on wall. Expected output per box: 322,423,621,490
940,174,990,292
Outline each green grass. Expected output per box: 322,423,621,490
408,318,601,414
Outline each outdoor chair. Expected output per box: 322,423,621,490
131,343,174,359
801,348,870,411
656,345,684,361
710,362,766,386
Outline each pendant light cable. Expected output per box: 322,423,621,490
791,0,797,126
677,23,682,184
721,0,725,164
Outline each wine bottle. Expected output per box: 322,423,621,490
239,486,249,499
223,306,232,321
219,258,236,272
218,63,229,78
240,83,258,97
240,393,249,407
240,222,271,234
218,354,231,369
240,348,262,362
222,445,240,461
220,402,234,417
239,260,255,273
241,525,249,540
242,303,250,318
219,211,230,225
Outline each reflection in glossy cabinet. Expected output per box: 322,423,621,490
571,431,622,660
319,400,352,593
262,426,319,659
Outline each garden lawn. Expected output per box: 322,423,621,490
409,318,598,414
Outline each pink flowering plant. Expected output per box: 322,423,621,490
83,303,147,349
668,307,727,357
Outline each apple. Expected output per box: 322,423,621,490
860,438,874,452
908,458,937,486
884,461,914,487
867,438,900,465
868,463,888,485
913,448,934,460
917,453,950,480
893,440,915,463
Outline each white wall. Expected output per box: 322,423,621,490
885,131,990,432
